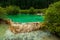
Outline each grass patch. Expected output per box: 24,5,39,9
0,24,8,38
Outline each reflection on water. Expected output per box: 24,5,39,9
3,30,59,40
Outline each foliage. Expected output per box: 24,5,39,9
0,0,59,9
20,10,29,14
45,1,60,37
29,7,35,14
0,6,44,16
0,7,7,19
41,8,47,14
20,9,44,14
6,6,20,15
0,24,8,40
34,9,41,13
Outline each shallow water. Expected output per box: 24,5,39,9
3,30,59,40
7,14,44,23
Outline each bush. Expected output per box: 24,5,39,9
45,1,60,37
41,8,47,14
6,6,20,15
29,7,35,14
20,10,29,14
0,7,7,19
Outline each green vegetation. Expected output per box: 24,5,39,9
20,10,29,14
6,6,20,15
0,6,44,15
0,0,59,9
45,1,60,37
20,9,45,14
0,7,7,19
0,24,8,39
29,7,35,14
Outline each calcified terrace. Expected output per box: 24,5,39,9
7,20,45,34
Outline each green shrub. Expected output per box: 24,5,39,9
20,10,29,14
29,7,35,14
6,6,20,15
41,8,47,14
0,7,7,19
34,9,41,13
45,1,60,37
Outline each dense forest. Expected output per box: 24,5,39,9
0,0,60,9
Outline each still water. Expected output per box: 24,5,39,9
8,14,44,23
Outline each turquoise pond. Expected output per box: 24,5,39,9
7,14,44,23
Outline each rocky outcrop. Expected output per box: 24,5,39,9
8,20,45,34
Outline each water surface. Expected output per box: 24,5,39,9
7,14,44,23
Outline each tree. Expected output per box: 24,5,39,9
0,0,59,9
0,7,7,19
6,6,20,15
29,7,35,14
45,1,60,37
